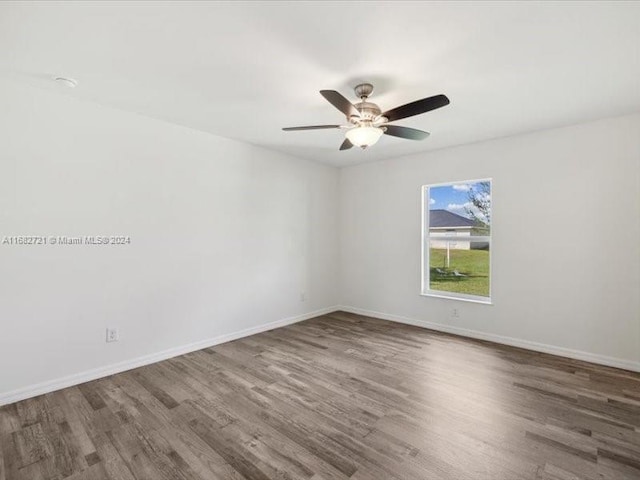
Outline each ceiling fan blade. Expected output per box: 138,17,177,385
381,94,449,122
282,125,341,131
320,90,360,118
383,125,430,140
339,138,354,150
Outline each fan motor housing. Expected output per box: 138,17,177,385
352,101,381,122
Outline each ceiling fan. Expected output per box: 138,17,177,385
283,83,450,150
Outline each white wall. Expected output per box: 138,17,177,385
339,114,640,369
1,81,638,405
0,81,339,402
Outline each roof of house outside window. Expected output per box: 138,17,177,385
429,209,476,228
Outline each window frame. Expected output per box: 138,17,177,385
420,178,493,305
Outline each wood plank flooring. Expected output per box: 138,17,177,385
1,311,640,479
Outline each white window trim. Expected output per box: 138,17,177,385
420,178,493,305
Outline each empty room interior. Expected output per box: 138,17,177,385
1,1,640,479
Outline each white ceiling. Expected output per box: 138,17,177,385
1,1,639,166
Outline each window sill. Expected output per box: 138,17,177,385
421,291,493,305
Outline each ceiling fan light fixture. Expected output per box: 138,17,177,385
282,84,449,151
345,126,383,148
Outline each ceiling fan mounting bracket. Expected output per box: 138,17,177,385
354,83,374,100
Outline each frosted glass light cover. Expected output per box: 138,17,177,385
345,126,383,147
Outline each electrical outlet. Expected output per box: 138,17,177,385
106,328,119,343
451,308,460,318
300,292,306,302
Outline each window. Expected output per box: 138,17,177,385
421,179,492,304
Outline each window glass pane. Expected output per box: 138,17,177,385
429,240,490,297
424,179,491,300
428,180,491,236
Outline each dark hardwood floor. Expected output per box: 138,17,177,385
1,311,639,480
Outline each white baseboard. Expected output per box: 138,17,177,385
0,306,339,407
337,306,640,373
4,304,637,406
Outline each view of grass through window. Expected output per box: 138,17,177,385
423,180,491,300
429,246,490,297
